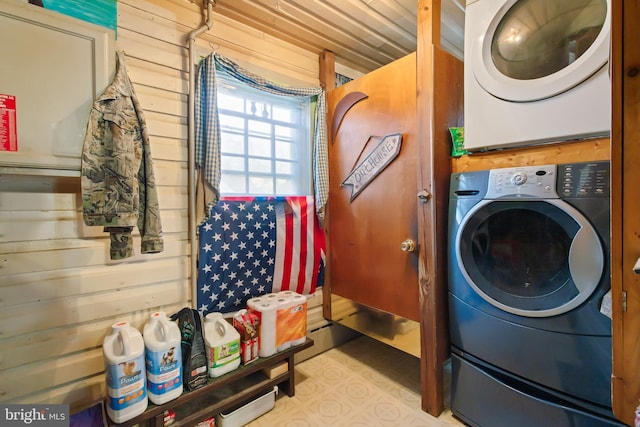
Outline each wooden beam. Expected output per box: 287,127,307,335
320,50,335,322
319,50,336,92
416,0,461,417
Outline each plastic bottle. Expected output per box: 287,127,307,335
204,312,241,377
143,311,183,405
103,321,148,423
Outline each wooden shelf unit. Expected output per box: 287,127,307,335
105,338,313,427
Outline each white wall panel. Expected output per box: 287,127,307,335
148,136,188,163
1,236,188,276
0,209,186,242
2,258,189,307
1,282,188,338
0,0,325,412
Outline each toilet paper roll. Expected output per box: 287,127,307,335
249,300,279,357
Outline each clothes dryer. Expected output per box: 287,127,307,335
448,162,624,426
464,0,611,151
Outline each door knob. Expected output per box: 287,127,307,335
400,239,416,252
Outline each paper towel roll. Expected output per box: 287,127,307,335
249,300,279,357
275,297,294,352
246,296,263,310
277,290,296,298
289,294,308,346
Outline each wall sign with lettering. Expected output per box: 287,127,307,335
341,133,402,202
0,94,18,152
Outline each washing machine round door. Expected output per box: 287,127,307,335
456,199,604,317
470,0,610,101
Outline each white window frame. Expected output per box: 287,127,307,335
216,73,313,196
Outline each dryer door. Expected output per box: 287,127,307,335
470,0,610,102
456,199,604,317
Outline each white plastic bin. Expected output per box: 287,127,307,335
215,386,278,427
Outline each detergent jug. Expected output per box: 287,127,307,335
103,321,148,423
204,312,241,377
143,311,183,405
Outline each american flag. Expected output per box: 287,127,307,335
197,196,324,315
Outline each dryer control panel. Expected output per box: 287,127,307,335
485,164,558,199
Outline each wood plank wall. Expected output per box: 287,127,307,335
0,0,328,413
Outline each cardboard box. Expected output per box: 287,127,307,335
233,309,260,365
261,361,288,379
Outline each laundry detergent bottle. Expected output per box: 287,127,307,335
204,312,241,377
143,311,183,405
103,321,148,423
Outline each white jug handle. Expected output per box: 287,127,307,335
119,327,131,356
159,319,167,339
216,320,226,336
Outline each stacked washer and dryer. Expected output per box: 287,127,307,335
450,0,622,426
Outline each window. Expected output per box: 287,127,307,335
216,72,312,196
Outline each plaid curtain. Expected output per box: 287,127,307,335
194,53,329,227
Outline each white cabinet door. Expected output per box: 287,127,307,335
0,0,114,172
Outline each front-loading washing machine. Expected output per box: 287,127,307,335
448,161,625,426
464,0,611,152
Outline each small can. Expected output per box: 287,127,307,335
196,417,215,426
163,409,176,426
252,337,259,360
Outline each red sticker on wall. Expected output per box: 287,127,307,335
0,94,18,152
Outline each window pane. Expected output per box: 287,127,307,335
275,125,296,139
220,114,244,131
272,105,298,123
248,119,270,136
275,160,294,175
221,132,245,155
217,91,245,113
248,158,272,173
248,176,274,194
221,174,247,194
248,136,272,157
222,155,245,172
275,139,296,160
276,178,297,194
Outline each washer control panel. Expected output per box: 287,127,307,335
557,162,610,198
485,164,558,199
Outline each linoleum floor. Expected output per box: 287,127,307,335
246,335,466,427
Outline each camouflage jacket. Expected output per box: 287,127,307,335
81,51,163,260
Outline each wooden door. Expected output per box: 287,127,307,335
326,53,420,321
611,0,640,424
322,2,462,416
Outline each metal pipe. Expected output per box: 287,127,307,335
188,0,215,309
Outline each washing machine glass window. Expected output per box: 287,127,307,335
491,0,607,80
471,0,610,102
457,199,604,317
